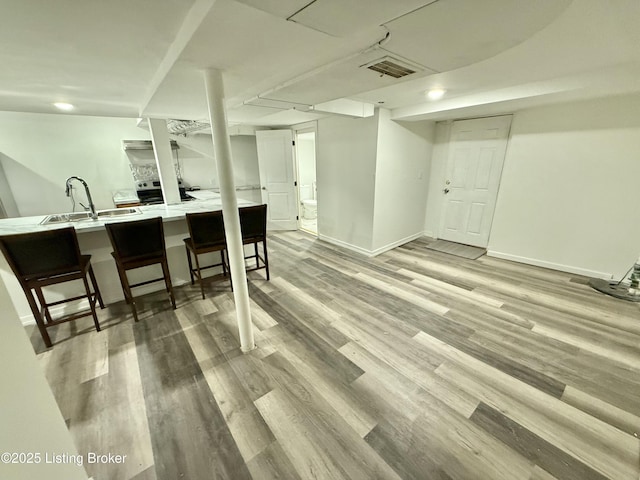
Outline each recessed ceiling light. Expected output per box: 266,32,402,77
54,102,74,111
426,89,446,100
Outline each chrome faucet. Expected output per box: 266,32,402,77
65,176,97,220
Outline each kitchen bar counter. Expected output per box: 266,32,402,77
0,195,253,235
0,197,256,326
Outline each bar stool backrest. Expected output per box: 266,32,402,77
0,227,82,280
105,217,166,261
186,211,226,248
239,204,267,241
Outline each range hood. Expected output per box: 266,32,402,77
122,140,179,151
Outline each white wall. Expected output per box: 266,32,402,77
0,278,87,480
316,110,433,255
0,112,149,216
231,135,261,189
316,114,378,252
172,133,262,203
372,109,434,253
0,158,20,218
0,112,263,216
488,93,640,279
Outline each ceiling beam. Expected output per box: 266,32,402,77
138,0,217,117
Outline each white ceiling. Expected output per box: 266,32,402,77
1,0,639,125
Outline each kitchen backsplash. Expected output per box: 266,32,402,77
129,163,182,182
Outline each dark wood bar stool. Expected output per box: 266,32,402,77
0,227,104,348
184,210,230,299
105,217,176,322
239,204,270,280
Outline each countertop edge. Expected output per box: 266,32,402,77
0,199,256,236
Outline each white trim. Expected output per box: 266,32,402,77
318,235,372,257
369,232,424,257
423,230,435,239
486,250,613,279
319,232,424,258
21,314,36,326
20,298,91,326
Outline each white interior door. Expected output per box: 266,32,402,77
256,129,298,230
439,115,512,247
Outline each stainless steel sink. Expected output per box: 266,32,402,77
97,208,141,218
40,212,93,224
41,208,141,225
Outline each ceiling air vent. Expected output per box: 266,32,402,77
363,56,419,79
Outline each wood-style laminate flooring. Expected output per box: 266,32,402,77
30,232,640,480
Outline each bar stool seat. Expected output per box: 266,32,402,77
105,217,176,322
0,227,104,348
183,210,230,299
239,204,270,280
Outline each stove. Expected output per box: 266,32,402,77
136,180,192,205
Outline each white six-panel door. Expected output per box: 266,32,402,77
255,129,298,230
438,115,512,247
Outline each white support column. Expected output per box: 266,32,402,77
148,118,181,205
203,68,255,352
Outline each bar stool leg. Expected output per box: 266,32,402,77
116,262,139,322
185,245,195,285
88,264,105,309
34,287,53,324
161,258,176,309
25,290,52,348
221,251,227,276
115,264,131,304
82,275,101,332
254,243,259,269
192,252,206,300
129,301,139,322
225,250,234,292
263,239,270,281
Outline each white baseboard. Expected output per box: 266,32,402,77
369,232,425,257
21,297,101,326
486,250,613,279
423,230,435,239
20,314,36,326
319,232,424,258
318,234,371,256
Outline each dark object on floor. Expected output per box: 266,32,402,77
184,210,230,299
0,227,104,347
105,217,176,321
588,278,640,302
424,239,486,260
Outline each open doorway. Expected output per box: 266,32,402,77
295,130,317,235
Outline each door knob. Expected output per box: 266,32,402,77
443,188,450,194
